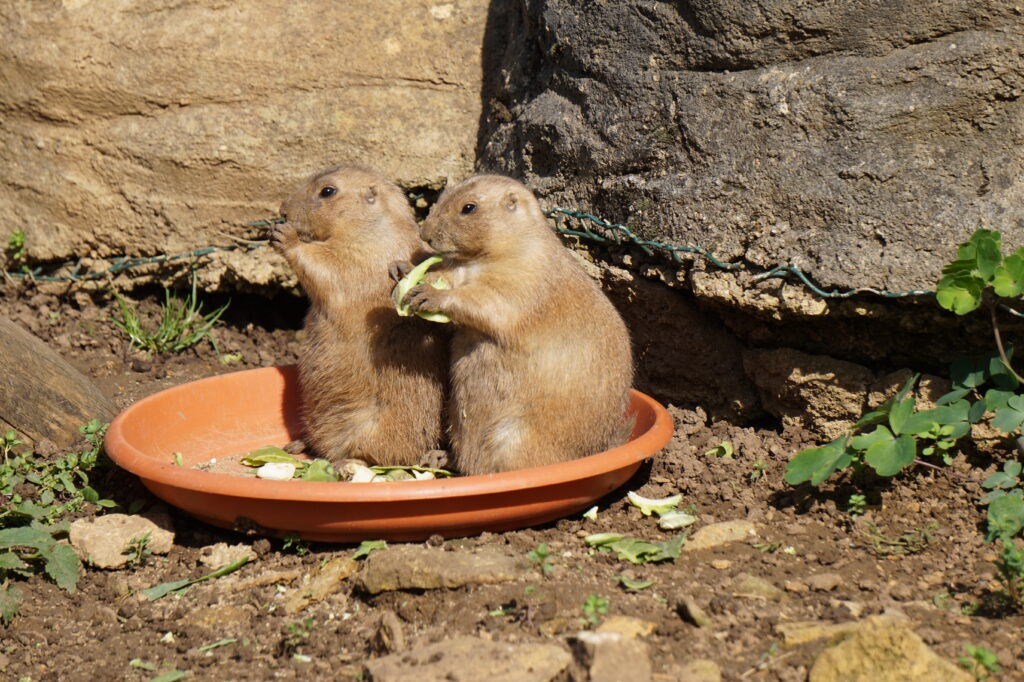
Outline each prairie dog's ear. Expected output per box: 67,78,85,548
503,191,518,212
365,186,379,204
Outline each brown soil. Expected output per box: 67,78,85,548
2,281,1023,681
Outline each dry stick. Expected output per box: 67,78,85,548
912,458,982,484
989,301,1024,385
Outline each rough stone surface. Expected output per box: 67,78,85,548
480,1,1024,296
0,0,494,290
809,616,973,682
284,556,359,615
675,659,723,682
69,513,174,569
571,631,652,682
728,573,785,601
358,546,529,595
806,572,843,592
600,265,761,420
776,620,862,648
684,520,757,552
743,348,876,439
198,543,257,570
594,615,656,639
363,635,571,682
677,596,713,628
180,604,255,636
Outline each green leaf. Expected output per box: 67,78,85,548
41,543,81,592
615,575,655,590
935,387,971,406
0,526,53,550
703,441,734,458
784,439,853,486
0,551,27,570
604,535,684,564
985,389,1015,412
987,494,1024,541
992,395,1024,432
972,229,1003,280
951,355,991,389
936,275,984,315
0,584,21,626
298,459,340,482
142,556,249,600
888,399,915,435
150,670,189,682
240,446,303,468
851,426,893,451
584,533,626,547
864,434,916,477
852,408,888,431
993,250,1024,298
352,540,387,560
897,410,940,436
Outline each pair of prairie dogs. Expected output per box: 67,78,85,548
273,165,633,476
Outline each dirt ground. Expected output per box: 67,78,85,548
2,278,1023,681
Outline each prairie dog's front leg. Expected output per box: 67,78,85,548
406,281,522,344
271,223,343,305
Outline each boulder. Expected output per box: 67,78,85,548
481,1,1024,294
0,0,494,290
479,0,1024,369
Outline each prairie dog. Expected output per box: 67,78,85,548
273,165,447,465
405,175,633,475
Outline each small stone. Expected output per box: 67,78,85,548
572,631,652,682
806,572,842,592
595,615,656,639
283,556,358,614
710,559,732,570
808,616,972,682
181,604,255,636
676,658,722,682
364,636,570,681
358,546,529,594
69,513,174,569
729,573,784,601
374,610,406,654
677,596,712,628
199,542,257,569
784,580,809,593
890,583,914,601
776,620,860,648
684,520,757,552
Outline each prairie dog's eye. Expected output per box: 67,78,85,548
319,186,337,198
461,203,477,215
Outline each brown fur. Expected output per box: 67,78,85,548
273,165,447,465
406,175,634,475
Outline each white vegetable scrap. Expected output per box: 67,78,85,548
255,462,297,481
626,491,683,517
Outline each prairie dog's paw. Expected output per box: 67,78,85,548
270,222,301,252
389,260,414,283
406,283,450,314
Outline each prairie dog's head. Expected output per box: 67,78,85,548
420,175,548,260
279,165,414,242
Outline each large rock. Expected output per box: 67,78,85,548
481,1,1023,294
479,1,1024,371
808,616,972,682
0,0,494,290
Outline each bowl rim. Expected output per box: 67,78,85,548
104,366,674,503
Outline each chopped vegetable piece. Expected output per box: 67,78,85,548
626,491,682,517
392,256,452,323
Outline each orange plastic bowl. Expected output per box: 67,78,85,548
104,366,674,542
